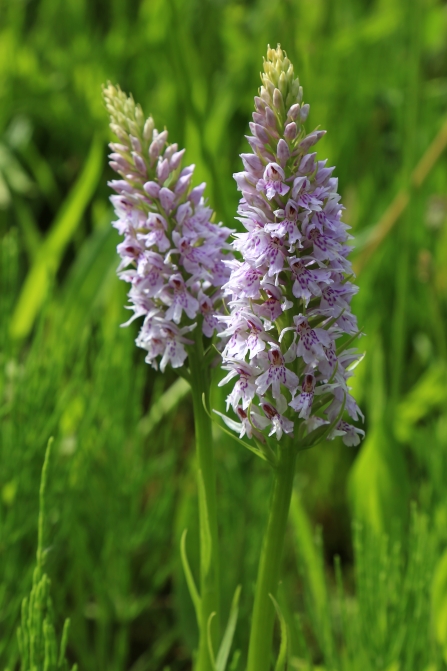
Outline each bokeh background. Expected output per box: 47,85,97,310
2,0,447,669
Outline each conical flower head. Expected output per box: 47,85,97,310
220,47,365,448
103,84,233,371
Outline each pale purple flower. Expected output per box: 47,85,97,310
219,361,259,410
265,200,302,246
141,213,171,252
198,291,221,338
257,163,290,200
330,421,365,446
256,349,299,401
289,374,315,419
260,402,294,440
214,406,270,439
104,84,233,370
219,46,364,447
163,274,199,324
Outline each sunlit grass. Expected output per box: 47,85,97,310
1,0,447,668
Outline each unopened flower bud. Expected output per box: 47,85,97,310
241,153,264,176
265,107,278,131
143,117,154,141
254,96,267,113
110,153,131,171
110,124,128,143
159,187,175,212
249,122,270,145
170,148,185,171
157,158,170,184
132,152,147,175
277,139,290,166
300,104,310,122
149,130,168,163
163,143,178,161
287,104,300,121
315,160,334,185
135,105,145,127
143,180,160,198
128,120,140,137
260,87,271,105
278,71,287,98
109,161,121,173
273,88,285,115
189,182,206,205
298,130,326,152
110,142,129,154
175,172,193,196
284,122,297,141
298,151,317,174
130,136,142,153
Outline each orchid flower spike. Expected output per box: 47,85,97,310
103,84,233,371
219,46,365,447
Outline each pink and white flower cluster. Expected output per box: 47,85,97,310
104,84,232,371
219,47,364,446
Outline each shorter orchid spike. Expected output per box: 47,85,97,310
103,83,233,371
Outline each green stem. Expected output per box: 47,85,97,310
246,440,297,671
188,333,220,671
390,0,421,405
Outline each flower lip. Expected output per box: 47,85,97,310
237,407,248,420
264,163,285,181
302,373,315,393
260,401,278,420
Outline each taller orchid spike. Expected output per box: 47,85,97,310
103,84,233,372
219,45,365,447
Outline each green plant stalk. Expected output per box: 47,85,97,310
246,439,297,671
188,333,220,671
390,0,421,406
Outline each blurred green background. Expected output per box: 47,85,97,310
1,0,447,669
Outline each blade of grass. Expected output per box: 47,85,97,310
10,134,103,340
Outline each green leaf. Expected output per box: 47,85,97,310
348,425,409,534
394,361,447,442
290,492,328,628
139,378,190,436
269,594,289,671
58,619,71,668
207,612,217,670
228,650,241,671
349,335,409,534
60,223,118,335
180,530,201,623
216,585,242,671
10,134,103,339
431,549,447,662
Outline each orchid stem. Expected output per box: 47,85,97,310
188,332,220,671
246,439,297,671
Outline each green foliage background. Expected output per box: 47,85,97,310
1,0,447,669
